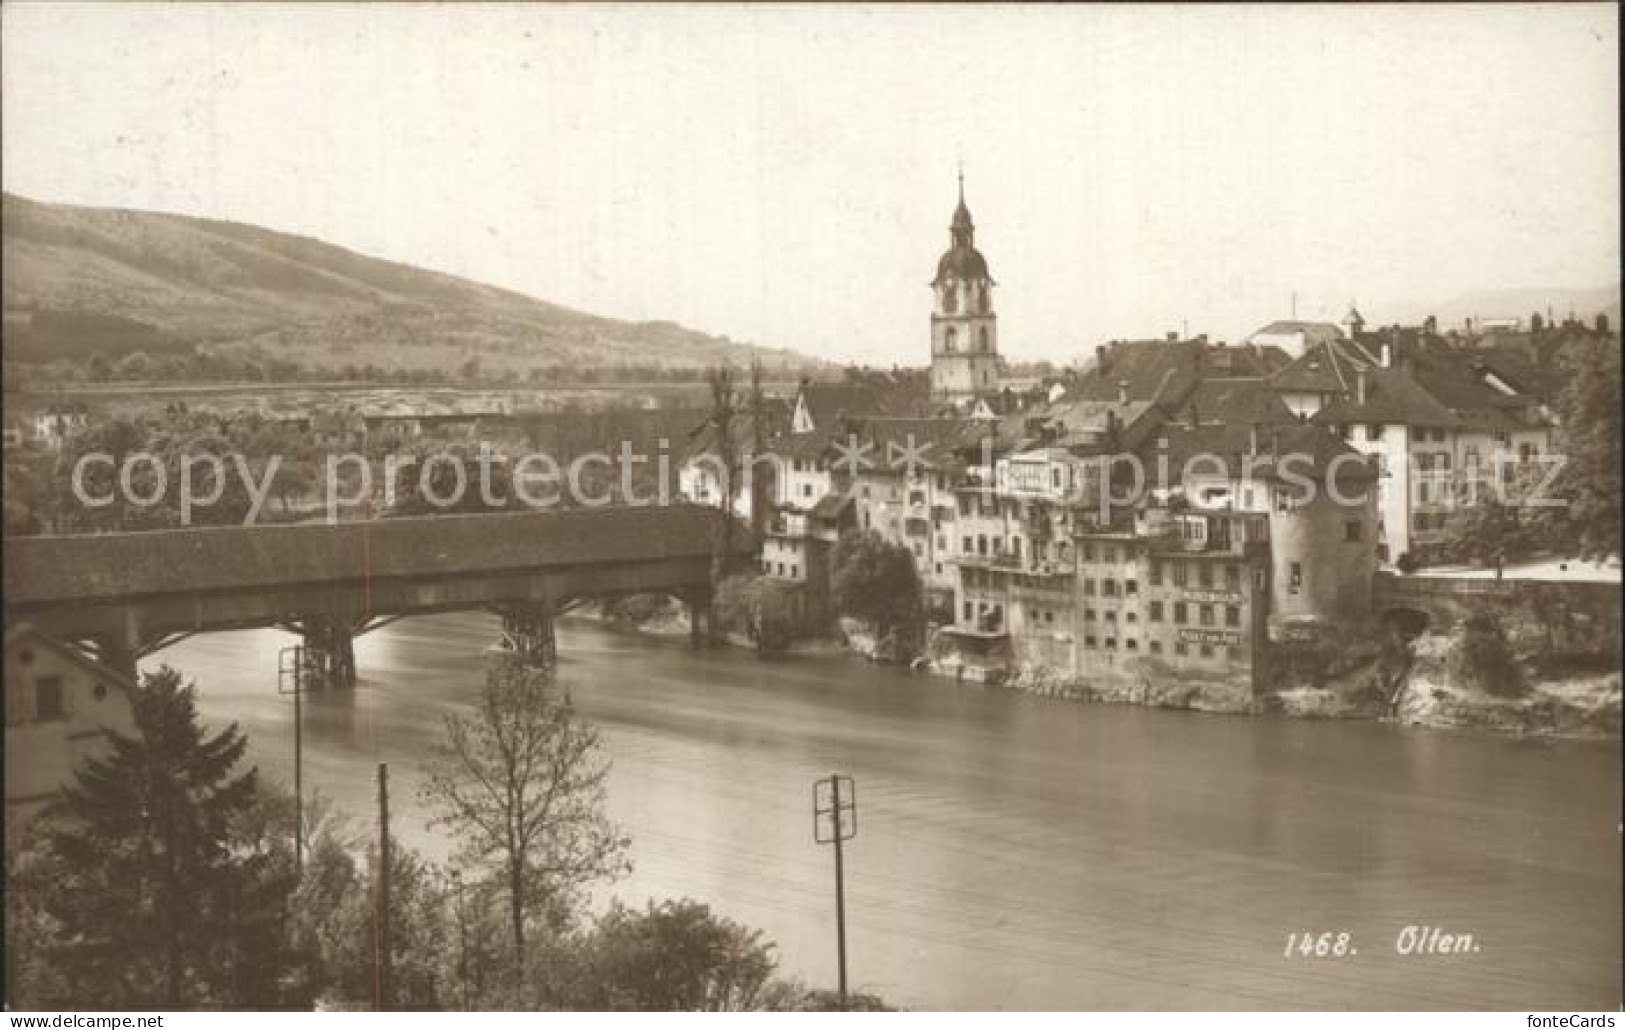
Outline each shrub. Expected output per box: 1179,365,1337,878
1446,610,1525,698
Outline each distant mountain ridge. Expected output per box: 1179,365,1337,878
1393,284,1621,332
0,192,816,373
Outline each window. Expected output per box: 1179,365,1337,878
964,601,973,620
35,675,64,722
1149,601,1164,622
1345,520,1363,542
1225,605,1240,627
1172,563,1189,587
1225,564,1240,591
1084,636,1096,648
1126,611,1137,623
1124,579,1138,596
1149,561,1163,586
962,535,973,553
1044,611,1054,624
1367,423,1384,440
1199,644,1214,658
1197,563,1213,589
1105,638,1118,650
1199,604,1215,627
1149,640,1163,654
1376,543,1390,562
1125,638,1138,651
1082,543,1095,562
1102,579,1118,597
790,564,799,578
1173,602,1189,624
1105,610,1117,623
1226,646,1241,660
1289,562,1303,593
1174,642,1188,656
1083,578,1096,596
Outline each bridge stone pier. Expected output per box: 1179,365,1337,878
4,506,750,684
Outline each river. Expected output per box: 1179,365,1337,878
150,613,1619,1010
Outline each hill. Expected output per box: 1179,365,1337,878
0,192,816,375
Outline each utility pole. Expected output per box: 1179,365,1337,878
376,763,394,1012
277,645,309,875
814,773,857,1008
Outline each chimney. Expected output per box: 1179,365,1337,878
1095,345,1108,373
1379,336,1392,368
1248,422,1260,454
1597,313,1611,334
1356,367,1369,405
1116,379,1129,404
1166,331,1178,342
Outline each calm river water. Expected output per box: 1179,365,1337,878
151,613,1619,1010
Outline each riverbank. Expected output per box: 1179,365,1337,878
581,597,1621,739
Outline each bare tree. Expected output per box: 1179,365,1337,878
703,365,740,642
421,659,629,976
748,356,772,542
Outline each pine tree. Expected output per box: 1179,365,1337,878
30,667,275,1009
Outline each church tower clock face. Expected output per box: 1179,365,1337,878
929,173,998,403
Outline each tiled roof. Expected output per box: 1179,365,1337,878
1151,421,1376,486
1268,340,1372,393
1074,340,1287,408
4,507,751,608
1181,377,1298,426
809,493,855,521
1309,365,1464,428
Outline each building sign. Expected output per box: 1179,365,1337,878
1177,628,1242,646
1179,590,1242,605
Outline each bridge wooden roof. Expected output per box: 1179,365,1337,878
4,506,751,608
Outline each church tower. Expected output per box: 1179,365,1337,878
930,173,999,402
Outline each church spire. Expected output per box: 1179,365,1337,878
951,167,974,241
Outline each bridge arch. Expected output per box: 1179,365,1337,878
1379,606,1431,641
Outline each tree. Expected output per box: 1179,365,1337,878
1544,332,1621,559
85,350,112,381
570,899,783,1011
714,572,801,653
115,350,152,380
19,668,281,1008
1447,610,1525,698
698,365,741,641
747,357,773,542
831,529,925,657
421,658,629,977
1435,495,1532,580
288,826,453,1010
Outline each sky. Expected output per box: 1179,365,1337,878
3,2,1619,366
